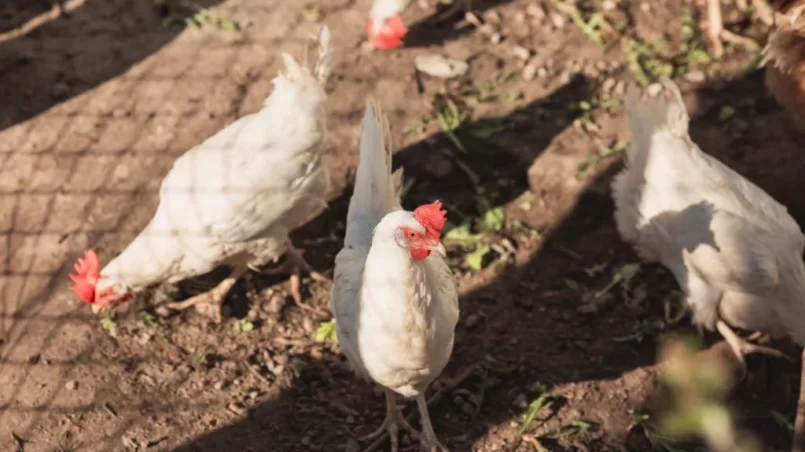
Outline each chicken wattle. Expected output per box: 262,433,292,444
330,102,459,452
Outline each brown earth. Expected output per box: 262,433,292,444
1,0,804,451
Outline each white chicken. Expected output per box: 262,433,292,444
611,77,803,374
330,102,459,451
366,0,412,49
68,26,333,322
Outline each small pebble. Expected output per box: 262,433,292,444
345,438,360,452
65,380,78,391
414,54,469,79
684,70,706,83
550,12,565,28
601,77,616,94
526,4,545,20
512,393,528,409
511,45,530,61
113,164,130,180
302,317,314,334
522,62,538,81
464,313,481,328
52,83,69,100
483,10,502,24
647,83,663,97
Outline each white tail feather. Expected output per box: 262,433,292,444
343,101,402,248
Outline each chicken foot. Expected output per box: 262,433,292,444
254,243,329,316
363,365,478,452
361,388,421,452
716,320,792,377
164,266,248,323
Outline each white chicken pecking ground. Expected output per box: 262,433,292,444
69,26,334,322
330,102,459,452
611,75,805,395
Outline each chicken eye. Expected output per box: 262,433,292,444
407,230,417,239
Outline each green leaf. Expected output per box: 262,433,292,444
301,6,321,22
564,279,580,291
613,263,641,286
443,224,485,247
465,244,491,270
481,206,505,232
218,20,239,31
718,105,735,122
313,319,338,344
100,317,117,336
518,392,554,435
540,420,594,439
584,263,607,277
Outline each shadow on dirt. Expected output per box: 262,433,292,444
0,0,224,131
403,0,516,49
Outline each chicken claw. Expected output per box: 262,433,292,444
362,389,421,452
716,320,792,377
256,243,329,316
164,266,248,323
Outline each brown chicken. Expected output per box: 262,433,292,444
764,0,805,129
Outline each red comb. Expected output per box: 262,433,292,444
413,200,447,240
68,249,100,304
366,15,408,49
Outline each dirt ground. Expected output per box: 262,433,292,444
2,0,805,451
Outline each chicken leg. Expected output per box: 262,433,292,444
362,388,421,452
706,0,772,58
716,320,791,377
164,266,248,323
415,394,449,452
254,242,329,316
